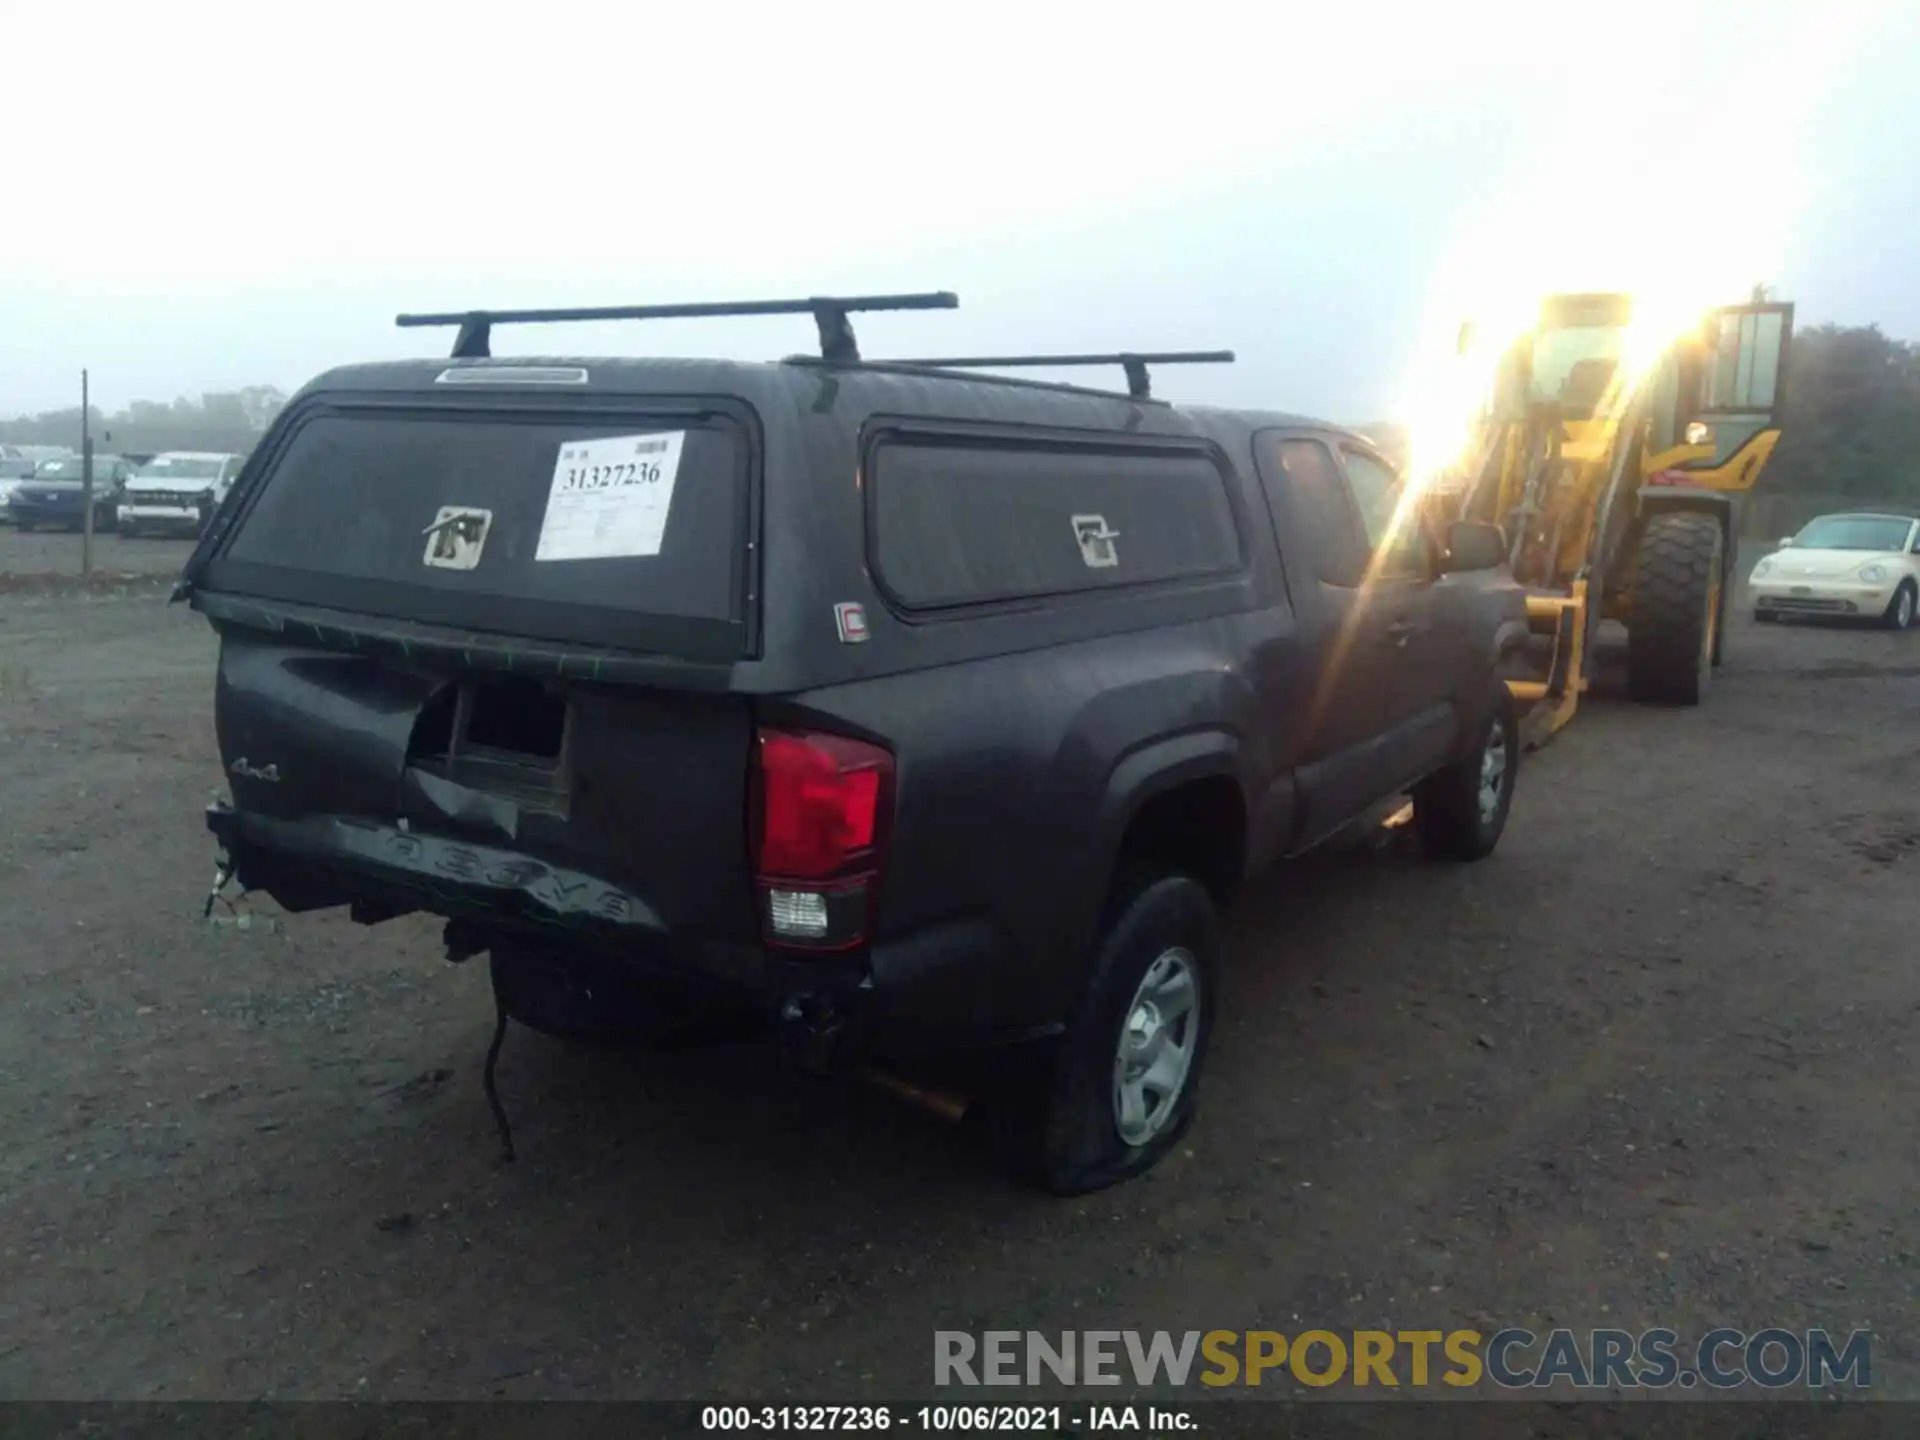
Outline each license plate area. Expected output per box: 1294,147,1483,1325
406,675,571,816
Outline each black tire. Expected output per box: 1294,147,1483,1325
1413,688,1519,861
1627,511,1724,705
995,870,1219,1196
1880,581,1917,632
488,943,756,1050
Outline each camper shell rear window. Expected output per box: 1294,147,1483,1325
205,400,757,660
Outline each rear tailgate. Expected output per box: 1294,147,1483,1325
197,395,763,951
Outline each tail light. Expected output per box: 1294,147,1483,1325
752,727,893,950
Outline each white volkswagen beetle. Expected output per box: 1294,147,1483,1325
1750,512,1920,629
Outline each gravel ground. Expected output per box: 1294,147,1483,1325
0,525,195,583
0,573,1915,1403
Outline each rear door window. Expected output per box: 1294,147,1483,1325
1254,436,1369,588
212,404,754,658
867,433,1242,610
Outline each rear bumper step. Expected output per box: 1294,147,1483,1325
210,802,660,927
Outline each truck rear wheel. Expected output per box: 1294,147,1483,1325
990,870,1218,1196
1627,511,1724,705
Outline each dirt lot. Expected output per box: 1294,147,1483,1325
0,525,195,584
1,566,1916,1403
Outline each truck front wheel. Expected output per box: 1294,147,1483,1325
1413,687,1519,861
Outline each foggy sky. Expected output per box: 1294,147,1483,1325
4,0,1916,423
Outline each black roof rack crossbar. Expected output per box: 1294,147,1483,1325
395,291,960,362
885,350,1235,400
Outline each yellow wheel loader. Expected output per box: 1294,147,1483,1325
1430,292,1793,742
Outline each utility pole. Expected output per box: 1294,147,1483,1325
80,369,94,576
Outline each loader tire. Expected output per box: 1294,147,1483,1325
1627,511,1724,706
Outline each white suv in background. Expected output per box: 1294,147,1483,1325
117,452,246,537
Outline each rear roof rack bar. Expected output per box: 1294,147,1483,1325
885,350,1235,400
395,291,960,363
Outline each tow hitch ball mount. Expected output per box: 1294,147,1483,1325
780,991,971,1124
777,991,849,1075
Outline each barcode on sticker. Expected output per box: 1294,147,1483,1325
631,438,672,454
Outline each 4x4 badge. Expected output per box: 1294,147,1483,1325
422,506,494,570
1072,514,1121,568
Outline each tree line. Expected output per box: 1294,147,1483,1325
0,387,287,458
1766,323,1918,501
3,321,1912,502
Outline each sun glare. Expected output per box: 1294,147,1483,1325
1390,2,1887,500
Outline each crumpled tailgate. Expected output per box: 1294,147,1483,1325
210,626,759,951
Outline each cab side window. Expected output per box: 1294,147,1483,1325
1340,448,1428,580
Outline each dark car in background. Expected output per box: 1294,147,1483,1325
0,457,38,519
8,455,134,532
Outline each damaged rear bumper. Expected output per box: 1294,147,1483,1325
205,802,1044,1066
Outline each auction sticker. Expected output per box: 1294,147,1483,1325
535,430,685,562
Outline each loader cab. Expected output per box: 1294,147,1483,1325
1663,303,1793,475
1490,292,1793,490
1480,293,1791,452
1523,293,1632,422
1466,294,1633,445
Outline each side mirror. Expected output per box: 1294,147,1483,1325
1777,536,1795,548
1440,520,1507,573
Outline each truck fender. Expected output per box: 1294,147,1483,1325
1079,728,1254,945
1095,728,1246,847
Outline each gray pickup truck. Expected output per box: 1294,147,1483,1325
178,295,1531,1194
